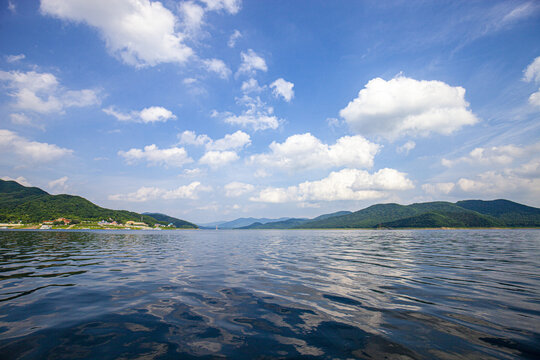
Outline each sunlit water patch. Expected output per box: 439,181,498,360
0,229,539,359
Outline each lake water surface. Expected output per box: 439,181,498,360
0,229,539,359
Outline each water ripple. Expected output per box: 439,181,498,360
0,229,539,359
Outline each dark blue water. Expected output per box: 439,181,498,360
0,230,538,359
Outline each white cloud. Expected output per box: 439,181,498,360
139,106,176,123
228,29,242,47
182,168,204,177
502,2,539,24
0,129,73,162
0,70,100,114
178,130,250,151
442,144,529,167
241,78,264,93
249,133,380,171
109,181,211,202
425,142,540,201
203,58,231,79
396,140,416,155
40,0,193,67
523,56,540,107
179,1,205,33
183,77,197,85
339,75,478,140
422,182,455,195
218,95,280,131
7,0,15,13
250,168,413,203
1,176,32,187
9,113,33,126
5,54,25,63
48,176,69,192
118,144,193,168
224,181,254,197
201,0,241,14
523,56,540,83
456,171,540,198
209,130,250,150
178,130,211,146
199,150,239,168
529,89,540,107
238,49,267,75
270,78,294,102
103,106,176,123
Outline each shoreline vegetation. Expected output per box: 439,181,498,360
1,179,540,231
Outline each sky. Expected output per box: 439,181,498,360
0,0,539,224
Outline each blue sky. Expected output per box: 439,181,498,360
1,0,539,223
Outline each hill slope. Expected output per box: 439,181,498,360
143,212,197,229
239,211,353,229
0,179,196,228
456,199,540,227
296,200,538,229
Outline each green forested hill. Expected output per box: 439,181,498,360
0,179,196,227
295,200,539,229
456,200,540,227
239,218,309,229
143,212,197,229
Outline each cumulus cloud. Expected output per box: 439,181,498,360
203,58,231,79
118,144,193,168
109,181,211,202
209,130,251,150
424,142,540,201
179,130,250,150
421,182,455,195
456,172,540,198
238,49,267,75
228,29,242,47
40,0,193,67
199,150,239,168
48,176,69,192
250,168,414,203
396,140,416,155
0,70,100,114
224,181,254,197
270,78,294,102
442,144,531,167
1,176,32,187
339,76,478,140
217,95,280,131
5,54,25,63
0,129,73,163
249,133,380,171
178,130,212,146
179,0,205,33
103,106,176,123
241,78,264,93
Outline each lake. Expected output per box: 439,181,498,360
0,229,539,359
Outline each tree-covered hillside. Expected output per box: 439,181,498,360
0,179,196,228
143,213,197,229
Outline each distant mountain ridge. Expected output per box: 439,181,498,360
239,211,353,229
239,201,540,229
199,217,292,229
0,179,197,228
